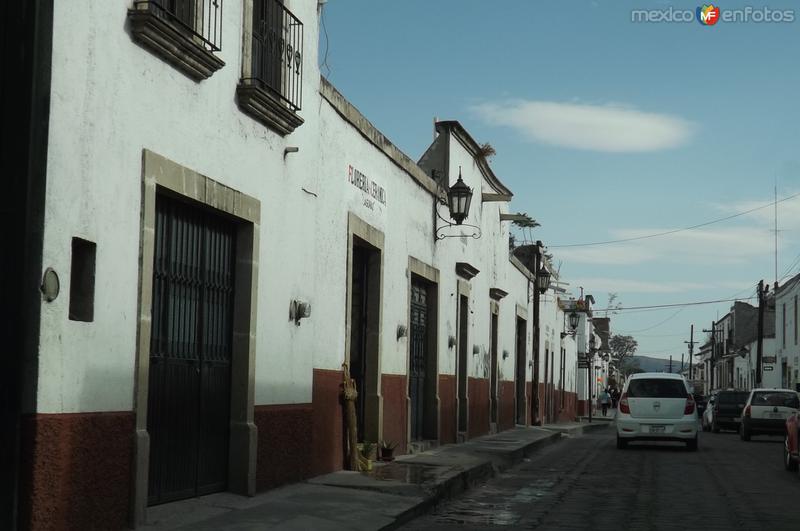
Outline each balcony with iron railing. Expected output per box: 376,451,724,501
236,0,304,135
128,0,225,80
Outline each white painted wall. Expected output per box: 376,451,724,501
38,0,325,412
37,0,586,421
776,280,800,389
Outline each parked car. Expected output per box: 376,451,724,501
712,390,750,433
786,409,800,472
616,372,698,450
702,393,717,431
740,388,800,441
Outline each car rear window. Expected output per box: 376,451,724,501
626,379,688,398
718,392,750,403
752,391,800,408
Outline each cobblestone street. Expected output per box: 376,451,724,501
402,425,800,530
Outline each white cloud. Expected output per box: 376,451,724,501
471,100,693,152
566,277,707,294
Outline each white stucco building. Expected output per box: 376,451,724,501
7,2,602,529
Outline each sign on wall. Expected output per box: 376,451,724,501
348,165,386,212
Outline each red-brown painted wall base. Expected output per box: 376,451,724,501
439,375,457,444
498,381,516,431
558,392,578,423
526,382,533,425
18,411,134,531
381,374,408,455
312,368,345,477
255,404,313,491
578,399,590,416
468,377,489,438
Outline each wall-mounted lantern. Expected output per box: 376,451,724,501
289,299,311,325
433,168,481,241
396,324,407,341
448,335,457,349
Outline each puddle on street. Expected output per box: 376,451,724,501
364,463,443,485
435,502,519,526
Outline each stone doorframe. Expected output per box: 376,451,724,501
489,299,500,426
515,304,529,426
344,212,385,444
455,278,471,437
132,150,260,526
406,257,440,444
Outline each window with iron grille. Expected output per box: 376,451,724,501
236,0,304,135
128,0,225,81
249,0,303,111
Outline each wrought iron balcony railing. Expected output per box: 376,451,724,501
244,0,303,112
134,0,223,52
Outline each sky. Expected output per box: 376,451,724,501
319,0,800,364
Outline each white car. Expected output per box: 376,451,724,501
739,388,800,441
616,372,699,450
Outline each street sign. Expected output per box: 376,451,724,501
763,365,774,371
578,361,590,368
763,356,777,364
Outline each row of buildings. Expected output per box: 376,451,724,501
2,2,611,529
691,276,800,395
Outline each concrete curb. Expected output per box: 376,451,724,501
380,430,563,530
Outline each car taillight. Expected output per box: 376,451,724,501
684,395,695,415
619,393,630,414
744,405,751,417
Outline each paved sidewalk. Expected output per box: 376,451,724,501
141,424,603,530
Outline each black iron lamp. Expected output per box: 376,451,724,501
569,312,580,331
589,333,596,352
433,167,481,241
561,311,580,339
447,172,473,225
536,263,551,294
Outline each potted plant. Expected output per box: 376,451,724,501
379,440,397,461
359,441,376,471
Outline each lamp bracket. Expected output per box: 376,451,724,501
434,193,481,241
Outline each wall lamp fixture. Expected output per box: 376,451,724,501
289,299,311,325
432,168,481,241
561,312,579,338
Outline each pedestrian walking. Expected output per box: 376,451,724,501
599,388,611,416
611,388,619,409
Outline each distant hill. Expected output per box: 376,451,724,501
627,355,683,374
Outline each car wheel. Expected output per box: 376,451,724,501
740,424,751,442
712,420,720,434
686,436,698,451
786,435,799,472
616,435,628,449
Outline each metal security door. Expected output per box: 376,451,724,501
409,280,427,441
147,194,236,505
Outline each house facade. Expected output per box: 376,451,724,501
5,2,601,530
775,274,800,391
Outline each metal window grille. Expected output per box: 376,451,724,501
247,0,303,112
135,0,223,52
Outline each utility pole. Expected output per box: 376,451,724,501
669,355,672,373
684,325,696,380
703,321,717,390
531,241,543,425
756,280,769,387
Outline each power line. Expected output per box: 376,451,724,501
594,296,757,313
550,191,800,248
619,308,685,333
